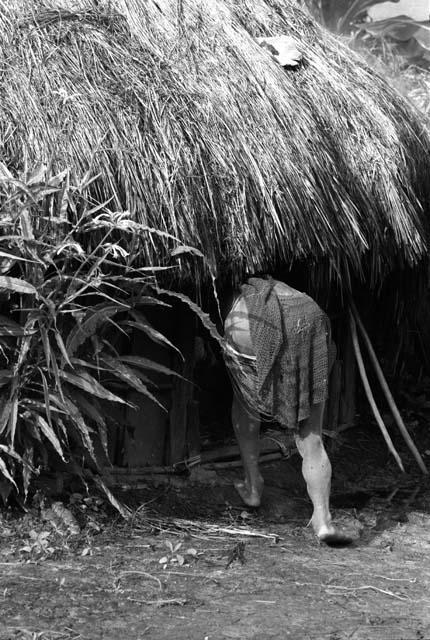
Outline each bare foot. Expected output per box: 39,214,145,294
234,477,264,507
316,524,353,547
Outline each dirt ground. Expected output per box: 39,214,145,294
1,424,430,640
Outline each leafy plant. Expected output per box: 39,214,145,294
323,0,394,34
304,1,429,69
158,540,198,569
356,16,430,67
20,530,55,557
0,163,183,506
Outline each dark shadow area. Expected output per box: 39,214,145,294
108,417,430,552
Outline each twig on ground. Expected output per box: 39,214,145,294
4,574,46,581
116,570,162,591
295,581,409,600
164,571,221,582
141,515,280,542
373,575,417,583
127,596,187,607
325,584,409,601
214,526,279,542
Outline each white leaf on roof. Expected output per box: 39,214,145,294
256,35,302,67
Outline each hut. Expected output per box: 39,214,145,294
1,0,430,483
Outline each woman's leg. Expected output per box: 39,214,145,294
231,394,264,507
295,402,352,545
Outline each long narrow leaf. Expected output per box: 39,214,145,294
40,369,53,430
16,320,36,370
22,416,43,442
71,390,106,427
55,418,68,443
34,414,65,461
102,356,167,411
50,349,64,401
0,250,36,263
120,355,183,379
0,397,13,436
63,396,97,464
21,398,65,415
8,396,18,448
19,210,35,240
133,296,171,308
153,287,224,348
0,315,35,337
0,161,14,181
169,247,222,323
128,309,183,358
0,276,38,296
25,163,46,186
66,305,126,357
0,444,24,463
59,369,127,404
93,474,132,519
54,329,73,368
70,358,111,372
58,170,70,221
71,391,108,455
0,456,17,489
22,443,35,499
117,366,154,387
39,327,52,371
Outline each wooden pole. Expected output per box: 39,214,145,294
350,302,428,475
349,310,405,473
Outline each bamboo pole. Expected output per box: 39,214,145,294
350,302,428,475
204,452,285,470
349,310,405,473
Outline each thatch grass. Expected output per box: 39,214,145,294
1,0,430,287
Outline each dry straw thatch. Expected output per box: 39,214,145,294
1,0,429,287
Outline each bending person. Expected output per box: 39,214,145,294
223,276,352,546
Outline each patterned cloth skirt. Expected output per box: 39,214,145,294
222,306,336,430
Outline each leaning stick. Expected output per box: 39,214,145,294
349,310,405,473
350,302,428,475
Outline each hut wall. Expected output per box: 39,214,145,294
110,310,175,467
108,302,200,468
168,308,199,465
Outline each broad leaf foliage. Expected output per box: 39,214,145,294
0,166,198,505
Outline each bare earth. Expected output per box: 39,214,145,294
1,432,430,640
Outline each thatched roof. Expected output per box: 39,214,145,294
1,0,430,287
